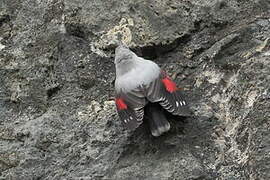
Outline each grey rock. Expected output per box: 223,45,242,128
0,0,270,179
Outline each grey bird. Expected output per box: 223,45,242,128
114,44,190,136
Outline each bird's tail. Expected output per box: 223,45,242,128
145,102,170,137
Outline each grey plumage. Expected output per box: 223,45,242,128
115,45,160,93
114,44,189,136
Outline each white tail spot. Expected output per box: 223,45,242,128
176,101,179,107
183,101,186,105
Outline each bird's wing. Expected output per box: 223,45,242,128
146,71,190,116
115,89,146,130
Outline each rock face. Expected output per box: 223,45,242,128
0,0,269,179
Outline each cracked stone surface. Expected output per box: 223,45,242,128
0,0,270,179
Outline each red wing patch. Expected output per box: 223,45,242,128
115,98,127,110
115,97,144,130
162,77,178,93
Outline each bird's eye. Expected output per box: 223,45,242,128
115,57,124,64
115,54,131,64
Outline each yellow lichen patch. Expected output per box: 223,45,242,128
0,128,16,141
77,100,115,122
244,90,258,108
107,18,133,44
0,152,20,169
204,70,224,84
96,18,134,48
195,70,224,87
256,38,269,52
241,38,269,59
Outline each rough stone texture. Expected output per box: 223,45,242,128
0,0,270,179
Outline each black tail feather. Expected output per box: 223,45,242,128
145,102,170,137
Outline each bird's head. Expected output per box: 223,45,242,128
114,44,135,65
